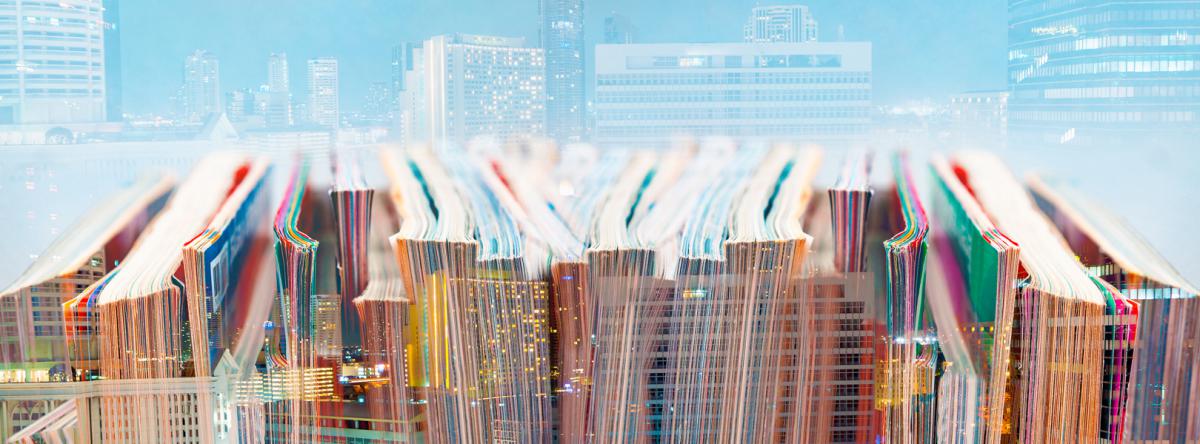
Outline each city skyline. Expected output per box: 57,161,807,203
115,0,1007,116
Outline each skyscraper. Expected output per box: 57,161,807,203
0,0,107,124
267,53,293,127
182,50,221,122
390,43,416,103
269,53,289,92
103,0,122,122
540,0,584,142
744,5,819,43
603,13,638,44
398,35,545,146
306,58,339,128
594,42,870,147
1007,0,1200,145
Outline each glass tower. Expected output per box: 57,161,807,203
539,0,584,142
1008,0,1200,146
0,0,107,124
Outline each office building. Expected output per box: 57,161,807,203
398,35,545,146
306,58,339,128
0,0,107,124
744,5,819,43
225,89,251,122
182,50,221,122
390,43,416,103
0,253,105,386
946,90,1009,147
268,53,289,92
1008,0,1200,145
603,13,638,44
265,53,293,127
103,0,121,122
390,43,417,137
362,82,391,121
593,42,871,147
540,0,585,142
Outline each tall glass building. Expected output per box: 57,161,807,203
539,0,584,142
0,0,107,125
1008,0,1200,146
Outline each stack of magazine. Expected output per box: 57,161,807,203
4,142,1200,444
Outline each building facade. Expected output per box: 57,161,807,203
182,50,221,122
0,0,107,124
945,90,1009,148
265,53,292,127
102,0,120,122
744,5,819,43
398,34,545,147
540,0,584,142
306,57,338,128
594,42,871,147
225,88,255,122
390,43,415,104
1008,0,1200,146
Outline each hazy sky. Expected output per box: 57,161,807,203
119,0,1008,114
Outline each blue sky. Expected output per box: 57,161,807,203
120,0,1008,114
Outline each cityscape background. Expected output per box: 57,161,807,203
1,0,1198,284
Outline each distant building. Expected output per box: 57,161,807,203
744,5,819,43
603,13,638,44
225,88,252,122
594,42,871,147
103,0,122,122
1008,0,1200,145
266,53,293,127
946,90,1008,146
390,43,417,103
399,35,545,146
182,50,222,122
390,43,418,137
540,0,585,142
0,0,108,124
306,58,339,128
253,85,270,116
242,127,333,155
268,53,289,92
362,82,391,122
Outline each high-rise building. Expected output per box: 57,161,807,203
398,35,545,146
103,0,121,122
306,58,339,128
362,82,390,121
540,0,584,142
390,43,416,103
182,50,221,122
744,5,819,43
593,42,871,147
0,0,108,124
225,88,252,122
603,13,638,44
266,53,293,127
1008,0,1200,145
268,53,289,92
